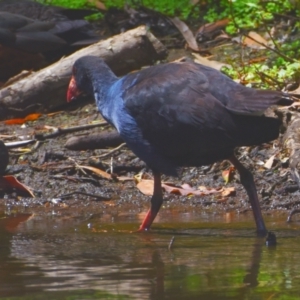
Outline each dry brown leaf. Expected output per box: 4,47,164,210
0,175,35,197
222,167,235,184
192,53,231,70
117,176,134,182
77,165,112,179
196,18,230,42
242,31,270,49
264,154,276,169
221,187,235,197
163,183,196,196
88,0,106,10
134,172,144,183
136,179,154,196
136,179,235,198
3,113,42,125
170,17,199,51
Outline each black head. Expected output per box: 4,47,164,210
67,56,106,102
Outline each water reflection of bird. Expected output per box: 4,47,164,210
0,0,98,82
67,56,293,235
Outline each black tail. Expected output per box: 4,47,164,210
233,115,281,146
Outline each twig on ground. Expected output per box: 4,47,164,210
91,143,127,159
68,157,88,175
36,121,108,140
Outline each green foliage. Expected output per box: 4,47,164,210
204,0,297,35
37,0,300,87
204,0,300,88
38,0,299,25
37,0,198,20
280,40,300,60
222,57,300,90
38,0,88,9
37,0,103,19
103,0,198,20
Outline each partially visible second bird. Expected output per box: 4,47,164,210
67,56,293,235
0,0,98,82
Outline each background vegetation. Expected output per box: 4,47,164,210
37,0,300,88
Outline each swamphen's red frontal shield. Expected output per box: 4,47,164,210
67,56,293,235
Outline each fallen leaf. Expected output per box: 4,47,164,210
4,113,42,125
9,148,32,154
4,118,27,125
163,182,200,196
193,53,231,70
77,165,112,179
280,157,289,164
136,179,154,196
136,179,235,198
134,172,144,183
242,31,270,49
117,176,134,182
88,0,106,10
264,154,276,169
196,18,230,42
221,186,235,197
24,113,42,121
0,175,35,197
170,17,199,51
222,167,235,184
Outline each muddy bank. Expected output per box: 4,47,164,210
0,96,299,226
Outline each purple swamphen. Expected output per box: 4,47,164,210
67,56,293,235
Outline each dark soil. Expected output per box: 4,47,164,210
0,24,299,227
1,89,299,225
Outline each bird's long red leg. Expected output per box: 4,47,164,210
138,171,163,231
229,155,267,236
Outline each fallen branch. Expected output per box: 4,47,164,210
93,143,127,159
0,26,167,120
36,121,108,140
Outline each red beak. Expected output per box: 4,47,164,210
67,76,81,102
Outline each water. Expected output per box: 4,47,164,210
0,210,300,299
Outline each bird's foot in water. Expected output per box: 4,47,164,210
136,225,151,233
265,231,277,246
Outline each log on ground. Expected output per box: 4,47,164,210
0,26,167,120
65,130,123,150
